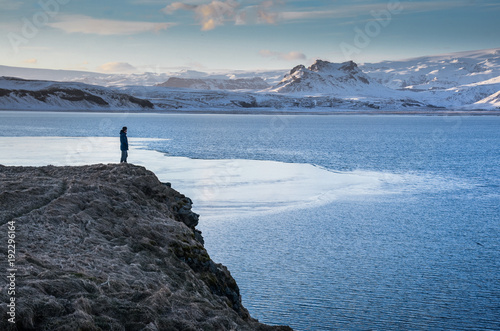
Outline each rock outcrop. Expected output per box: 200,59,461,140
0,164,292,330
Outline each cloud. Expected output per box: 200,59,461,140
162,2,196,14
97,62,137,73
47,15,175,35
279,1,474,22
260,50,306,61
257,0,281,24
163,0,238,31
0,0,22,10
24,58,38,64
162,0,282,30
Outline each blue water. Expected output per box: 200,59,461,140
1,112,499,330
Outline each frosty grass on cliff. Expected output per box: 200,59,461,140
0,136,470,220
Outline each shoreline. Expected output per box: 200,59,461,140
1,108,500,116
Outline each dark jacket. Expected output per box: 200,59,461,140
120,130,128,151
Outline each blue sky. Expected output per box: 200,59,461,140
1,0,499,73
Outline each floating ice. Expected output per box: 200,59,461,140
0,137,471,220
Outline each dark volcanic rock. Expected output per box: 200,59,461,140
0,164,292,331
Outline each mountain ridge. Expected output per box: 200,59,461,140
0,48,499,110
269,59,394,97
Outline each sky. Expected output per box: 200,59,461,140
0,0,499,73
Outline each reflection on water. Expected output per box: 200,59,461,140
202,196,500,330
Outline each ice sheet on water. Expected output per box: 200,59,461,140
0,137,473,220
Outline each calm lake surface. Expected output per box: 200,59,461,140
1,111,499,330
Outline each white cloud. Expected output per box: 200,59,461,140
47,15,175,35
97,62,137,73
260,49,306,61
256,0,282,24
162,0,282,30
162,2,196,14
398,1,472,14
164,0,461,29
279,1,473,22
163,0,238,31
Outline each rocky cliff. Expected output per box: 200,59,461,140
0,164,292,330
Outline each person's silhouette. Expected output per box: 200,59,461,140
120,127,128,163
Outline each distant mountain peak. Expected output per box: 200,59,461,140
308,59,358,73
290,64,306,75
339,60,358,72
271,59,376,94
309,59,331,72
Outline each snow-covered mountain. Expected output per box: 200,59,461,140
269,60,394,97
0,48,499,111
0,65,286,87
117,84,403,111
360,48,500,91
357,48,500,110
157,77,269,90
472,90,500,109
0,77,153,110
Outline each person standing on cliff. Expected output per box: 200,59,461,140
120,126,128,163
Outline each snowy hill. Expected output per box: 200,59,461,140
157,77,269,90
269,60,394,97
0,65,285,87
0,65,104,84
360,48,500,91
0,77,153,110
118,85,405,111
473,90,500,109
358,48,500,110
0,66,176,88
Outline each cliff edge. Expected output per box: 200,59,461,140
0,164,292,330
